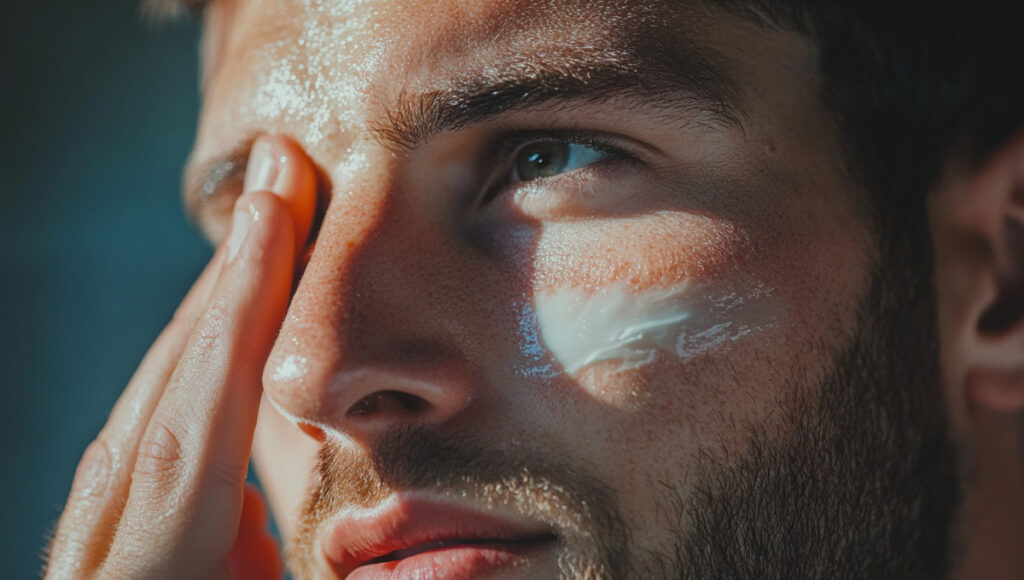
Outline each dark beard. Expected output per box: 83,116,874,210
285,240,962,580
661,209,963,579
665,270,962,579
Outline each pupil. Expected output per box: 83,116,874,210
517,142,568,181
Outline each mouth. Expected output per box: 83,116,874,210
324,494,558,579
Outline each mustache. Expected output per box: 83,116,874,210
287,425,628,578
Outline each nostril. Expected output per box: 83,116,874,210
346,390,429,418
297,422,327,442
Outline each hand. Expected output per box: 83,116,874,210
45,135,317,579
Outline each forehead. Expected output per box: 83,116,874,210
202,0,728,141
190,0,827,236
223,0,699,77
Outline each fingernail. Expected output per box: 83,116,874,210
226,202,253,261
244,137,279,194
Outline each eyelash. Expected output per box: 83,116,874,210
493,130,624,161
479,130,633,205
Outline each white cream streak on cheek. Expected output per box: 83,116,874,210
521,281,776,376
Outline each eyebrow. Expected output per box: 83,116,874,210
370,50,743,152
185,28,746,222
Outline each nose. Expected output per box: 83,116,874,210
266,361,473,442
262,151,475,445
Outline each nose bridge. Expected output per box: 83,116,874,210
263,155,475,441
265,156,393,407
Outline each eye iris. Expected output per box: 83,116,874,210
516,142,569,181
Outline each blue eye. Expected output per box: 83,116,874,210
513,141,611,182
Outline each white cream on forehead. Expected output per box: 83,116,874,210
522,280,774,376
245,0,382,146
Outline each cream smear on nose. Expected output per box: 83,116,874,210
271,354,309,382
265,353,344,437
519,281,775,376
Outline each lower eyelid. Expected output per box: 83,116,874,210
507,156,635,206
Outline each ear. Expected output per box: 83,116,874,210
933,127,1024,422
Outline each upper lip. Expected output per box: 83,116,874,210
323,493,556,577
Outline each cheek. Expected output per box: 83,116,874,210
519,213,782,403
532,279,777,378
529,214,748,289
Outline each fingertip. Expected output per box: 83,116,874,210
245,135,317,256
229,189,296,265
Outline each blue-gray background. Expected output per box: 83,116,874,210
1,1,209,576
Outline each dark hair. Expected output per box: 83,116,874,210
717,1,1022,210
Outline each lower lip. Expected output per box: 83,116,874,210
344,540,552,580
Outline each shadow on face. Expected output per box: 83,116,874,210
178,1,978,578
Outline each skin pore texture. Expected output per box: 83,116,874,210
176,0,965,578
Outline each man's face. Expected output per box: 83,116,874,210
187,1,958,577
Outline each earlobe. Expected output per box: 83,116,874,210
935,127,1024,414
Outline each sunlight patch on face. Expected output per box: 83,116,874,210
242,0,383,146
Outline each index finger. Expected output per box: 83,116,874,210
102,136,318,577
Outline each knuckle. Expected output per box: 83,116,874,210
132,422,187,487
